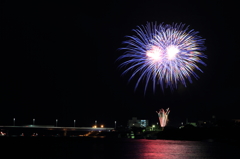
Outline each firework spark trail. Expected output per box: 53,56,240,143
118,22,207,92
156,108,170,128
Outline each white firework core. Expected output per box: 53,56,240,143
146,45,179,62
166,45,179,60
146,46,163,62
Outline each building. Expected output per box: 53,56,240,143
128,117,149,128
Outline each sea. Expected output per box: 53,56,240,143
1,137,240,159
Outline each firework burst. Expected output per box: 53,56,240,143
156,108,170,129
118,22,207,92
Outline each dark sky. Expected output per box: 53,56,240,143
0,1,239,127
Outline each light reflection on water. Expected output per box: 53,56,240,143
123,140,211,159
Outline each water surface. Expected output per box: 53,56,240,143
2,138,240,159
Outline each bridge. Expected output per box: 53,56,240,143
0,125,114,137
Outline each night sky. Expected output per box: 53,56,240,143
0,1,239,127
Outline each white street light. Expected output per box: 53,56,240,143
13,118,15,126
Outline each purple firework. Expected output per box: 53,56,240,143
118,22,207,92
